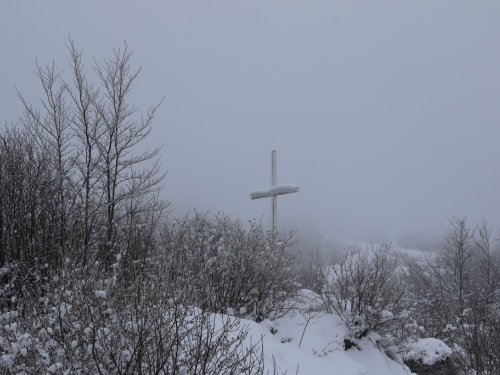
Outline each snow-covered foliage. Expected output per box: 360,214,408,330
317,244,409,344
403,217,500,374
0,209,296,373
0,256,264,374
404,338,452,365
295,223,500,375
0,254,416,375
161,213,298,322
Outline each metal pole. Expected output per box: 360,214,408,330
271,150,277,230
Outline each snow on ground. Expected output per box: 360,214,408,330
241,290,412,375
346,332,409,375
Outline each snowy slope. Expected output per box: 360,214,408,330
323,236,436,260
241,290,412,375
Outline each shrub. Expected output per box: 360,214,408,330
403,338,455,375
160,213,298,322
404,218,500,374
0,253,264,374
319,244,406,342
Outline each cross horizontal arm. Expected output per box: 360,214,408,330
250,184,299,200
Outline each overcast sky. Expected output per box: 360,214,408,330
2,1,500,247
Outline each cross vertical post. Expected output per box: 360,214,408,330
271,150,277,230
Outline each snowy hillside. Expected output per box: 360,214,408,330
241,289,411,375
324,236,436,256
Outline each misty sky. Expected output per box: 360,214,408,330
2,1,500,246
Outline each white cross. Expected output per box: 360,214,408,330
250,150,299,230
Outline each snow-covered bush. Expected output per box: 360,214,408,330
404,338,452,365
404,218,500,374
452,299,500,374
160,213,298,322
319,244,408,346
0,254,264,374
403,338,457,374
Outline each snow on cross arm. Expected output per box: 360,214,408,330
250,184,299,200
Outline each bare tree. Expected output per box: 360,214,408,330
65,40,105,264
12,38,168,269
90,41,166,261
440,217,476,308
473,219,500,305
16,60,76,263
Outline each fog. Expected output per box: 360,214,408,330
2,1,500,248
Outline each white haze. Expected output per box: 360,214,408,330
1,1,500,248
